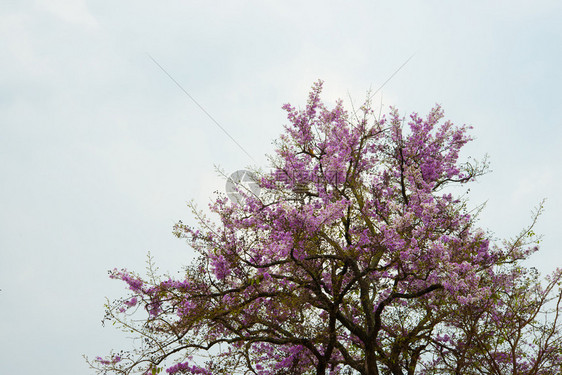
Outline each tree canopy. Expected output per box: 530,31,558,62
90,81,562,375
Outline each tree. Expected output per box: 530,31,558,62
89,81,562,375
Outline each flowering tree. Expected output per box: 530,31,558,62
89,81,562,375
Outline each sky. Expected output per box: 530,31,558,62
1,1,561,374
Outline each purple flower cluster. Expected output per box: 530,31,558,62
94,81,561,375
165,362,212,375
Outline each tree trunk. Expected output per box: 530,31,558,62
365,349,379,375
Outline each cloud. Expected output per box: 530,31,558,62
511,168,554,203
35,0,98,28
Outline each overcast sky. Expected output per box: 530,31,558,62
1,1,561,374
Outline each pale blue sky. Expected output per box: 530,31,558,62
1,1,561,374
